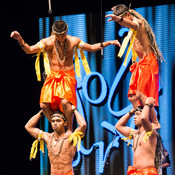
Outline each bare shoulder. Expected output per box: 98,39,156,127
134,17,143,26
43,132,52,142
40,35,54,47
67,35,81,47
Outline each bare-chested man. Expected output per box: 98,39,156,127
106,4,163,128
10,20,121,131
25,105,86,175
115,97,158,174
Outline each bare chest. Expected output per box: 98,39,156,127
47,137,75,162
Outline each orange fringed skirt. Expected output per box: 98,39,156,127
128,53,159,106
127,166,158,175
40,70,77,113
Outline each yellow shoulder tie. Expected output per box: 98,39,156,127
29,130,44,160
74,40,91,77
34,42,51,81
117,29,138,66
69,130,84,151
143,124,154,142
121,129,134,146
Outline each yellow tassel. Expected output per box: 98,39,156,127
74,47,81,77
30,140,38,160
43,50,51,76
34,52,41,81
69,130,84,151
118,29,133,58
34,42,50,81
117,29,138,66
80,49,91,75
29,131,44,160
143,125,154,142
121,129,134,146
74,40,91,78
132,48,138,63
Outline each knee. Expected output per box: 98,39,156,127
136,90,142,99
40,103,50,110
128,94,137,103
61,99,69,108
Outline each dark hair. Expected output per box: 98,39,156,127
113,4,128,16
51,110,66,121
52,20,68,34
135,106,143,112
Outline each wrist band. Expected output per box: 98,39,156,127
128,110,133,116
100,42,104,48
40,111,44,117
145,103,153,108
19,42,26,47
72,108,77,113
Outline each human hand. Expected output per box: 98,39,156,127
110,40,121,47
105,14,121,22
145,97,155,107
10,31,21,40
129,107,135,116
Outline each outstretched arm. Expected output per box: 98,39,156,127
71,105,87,135
82,40,121,52
10,31,43,54
25,110,45,139
115,108,135,137
105,14,142,30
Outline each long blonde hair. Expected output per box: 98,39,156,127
129,9,164,63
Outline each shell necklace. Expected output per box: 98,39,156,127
50,134,66,156
55,39,67,63
132,131,143,151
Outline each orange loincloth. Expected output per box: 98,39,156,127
65,170,74,175
127,166,158,175
128,53,159,106
51,169,74,175
40,70,77,113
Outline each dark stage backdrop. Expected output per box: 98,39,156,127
1,3,174,175
38,4,175,175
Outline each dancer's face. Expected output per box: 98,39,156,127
51,116,67,131
134,111,142,127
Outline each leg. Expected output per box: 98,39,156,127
128,94,140,109
61,99,74,132
40,102,53,122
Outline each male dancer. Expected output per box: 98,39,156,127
11,20,121,131
106,4,163,128
25,105,86,175
115,97,158,174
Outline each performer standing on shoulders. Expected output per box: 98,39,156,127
106,4,164,129
25,105,86,175
11,20,121,131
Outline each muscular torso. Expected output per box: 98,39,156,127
45,133,76,175
133,130,157,171
133,21,153,60
42,35,80,72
